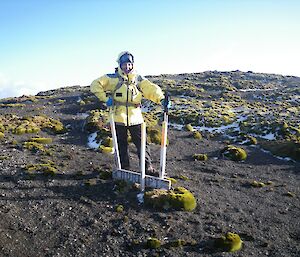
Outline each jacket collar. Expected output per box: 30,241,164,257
117,67,137,83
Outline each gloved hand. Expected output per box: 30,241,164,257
161,98,171,109
106,97,113,107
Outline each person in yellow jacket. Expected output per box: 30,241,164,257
90,51,168,174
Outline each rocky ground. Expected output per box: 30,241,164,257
0,71,299,257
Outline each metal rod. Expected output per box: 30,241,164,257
109,108,121,170
140,122,146,191
160,112,168,178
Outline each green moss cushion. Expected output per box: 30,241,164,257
145,187,197,211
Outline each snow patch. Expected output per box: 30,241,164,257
239,88,276,92
259,133,276,140
137,192,144,204
87,132,101,149
78,112,89,119
259,147,295,162
194,115,247,134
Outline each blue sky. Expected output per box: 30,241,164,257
0,0,300,98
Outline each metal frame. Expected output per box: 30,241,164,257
110,107,171,191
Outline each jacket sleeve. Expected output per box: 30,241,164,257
90,75,111,102
138,77,164,104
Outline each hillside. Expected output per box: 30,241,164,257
0,70,299,257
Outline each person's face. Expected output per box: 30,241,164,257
121,62,134,74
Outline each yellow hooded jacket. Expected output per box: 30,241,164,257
91,67,164,126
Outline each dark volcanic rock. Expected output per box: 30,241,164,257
0,71,299,257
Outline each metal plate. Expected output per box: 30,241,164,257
112,169,171,190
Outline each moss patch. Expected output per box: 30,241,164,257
221,145,247,161
185,124,194,132
193,153,208,161
284,191,296,197
100,136,114,153
143,112,159,128
25,161,58,176
30,137,53,144
250,180,266,187
84,178,97,186
84,109,109,132
98,170,112,180
214,232,243,252
147,128,161,144
115,204,124,213
100,145,113,153
0,114,65,135
0,103,26,108
144,187,197,211
146,237,161,249
193,131,202,140
167,177,177,184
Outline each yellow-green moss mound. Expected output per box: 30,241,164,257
84,110,109,132
24,141,45,152
115,204,124,213
146,127,169,145
25,161,58,176
239,134,258,145
193,131,202,139
147,128,161,144
250,180,266,187
185,123,194,132
99,136,114,153
0,103,26,108
100,145,113,153
84,178,97,186
214,232,243,252
193,153,208,161
0,114,66,135
143,112,159,128
144,187,197,211
146,237,161,249
0,123,5,133
221,145,247,161
30,137,53,144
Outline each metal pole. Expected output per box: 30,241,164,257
109,108,121,170
140,122,146,191
159,112,168,178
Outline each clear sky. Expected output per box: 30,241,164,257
0,0,299,99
